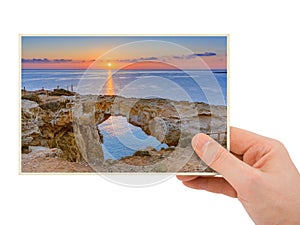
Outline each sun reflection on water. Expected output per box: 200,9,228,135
105,69,115,95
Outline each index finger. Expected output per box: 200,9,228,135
230,127,270,155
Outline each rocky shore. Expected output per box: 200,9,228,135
21,90,227,173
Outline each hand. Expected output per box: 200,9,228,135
177,127,300,225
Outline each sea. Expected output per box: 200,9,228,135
22,69,227,159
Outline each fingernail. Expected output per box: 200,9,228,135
192,134,220,166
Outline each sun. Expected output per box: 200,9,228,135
107,62,112,67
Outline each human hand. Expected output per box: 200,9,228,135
177,127,300,225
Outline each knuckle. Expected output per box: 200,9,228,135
210,146,227,166
267,138,285,149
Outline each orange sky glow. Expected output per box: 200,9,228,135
22,36,227,70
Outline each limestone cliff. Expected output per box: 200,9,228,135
21,95,227,168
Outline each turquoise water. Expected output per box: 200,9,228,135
98,116,168,160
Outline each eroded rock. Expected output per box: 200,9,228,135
22,94,227,168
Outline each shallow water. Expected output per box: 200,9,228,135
98,116,168,160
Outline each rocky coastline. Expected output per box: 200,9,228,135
21,89,227,173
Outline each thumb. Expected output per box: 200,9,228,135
192,133,254,188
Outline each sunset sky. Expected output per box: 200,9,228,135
21,36,227,70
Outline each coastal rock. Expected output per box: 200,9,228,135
21,98,81,162
74,95,226,166
23,146,63,159
133,150,151,157
151,164,168,172
73,99,104,163
22,94,227,168
21,100,43,151
94,96,183,146
29,146,49,152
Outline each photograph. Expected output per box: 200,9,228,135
21,35,228,173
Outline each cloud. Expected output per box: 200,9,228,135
194,52,217,56
22,52,216,65
22,58,48,63
80,59,96,63
116,58,139,63
22,58,74,63
139,57,159,61
115,56,159,63
53,59,72,63
173,52,217,60
172,55,183,59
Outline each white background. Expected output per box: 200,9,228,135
1,0,300,224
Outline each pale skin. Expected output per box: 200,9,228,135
177,127,300,225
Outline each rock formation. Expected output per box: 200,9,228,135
22,97,81,162
21,94,227,171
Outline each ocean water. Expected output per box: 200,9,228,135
99,116,168,160
22,69,227,159
22,69,227,104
